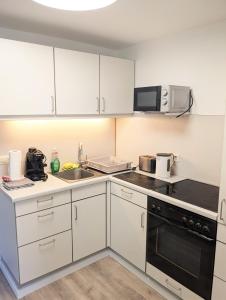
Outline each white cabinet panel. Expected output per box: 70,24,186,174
0,38,55,116
100,55,134,115
212,276,226,300
19,231,72,284
218,116,226,225
15,190,71,217
55,48,99,115
72,182,106,202
111,194,146,271
17,203,71,246
72,194,106,261
214,241,226,281
111,182,147,208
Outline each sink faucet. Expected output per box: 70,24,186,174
78,142,83,164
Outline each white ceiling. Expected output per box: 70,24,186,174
0,0,226,49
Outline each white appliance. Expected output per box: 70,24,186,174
156,153,174,178
134,85,191,114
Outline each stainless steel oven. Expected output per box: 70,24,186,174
146,196,217,300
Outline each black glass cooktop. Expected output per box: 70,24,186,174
114,172,219,212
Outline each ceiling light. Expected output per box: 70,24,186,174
32,0,118,11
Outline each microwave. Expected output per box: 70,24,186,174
134,85,191,113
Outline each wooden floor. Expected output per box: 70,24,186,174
0,257,165,300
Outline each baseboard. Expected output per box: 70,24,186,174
0,249,178,300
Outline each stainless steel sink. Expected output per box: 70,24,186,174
54,168,95,183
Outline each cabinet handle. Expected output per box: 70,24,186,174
102,97,106,112
165,279,182,296
121,188,133,198
220,199,226,223
141,212,145,229
74,205,78,220
96,97,100,113
37,211,54,221
39,239,56,249
51,96,55,114
37,196,54,207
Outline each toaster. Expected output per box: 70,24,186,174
139,155,156,173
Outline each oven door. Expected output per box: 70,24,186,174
146,212,216,300
134,86,161,111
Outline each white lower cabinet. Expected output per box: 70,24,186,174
212,276,226,300
19,230,72,284
72,194,106,261
110,194,147,271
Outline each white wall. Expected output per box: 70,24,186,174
118,20,226,116
116,115,224,186
0,118,115,174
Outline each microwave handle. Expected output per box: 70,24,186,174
148,211,215,243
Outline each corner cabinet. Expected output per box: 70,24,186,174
0,38,55,116
100,56,134,115
110,184,147,271
54,48,100,115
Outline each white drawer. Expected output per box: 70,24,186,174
217,223,226,243
19,230,72,284
111,182,147,209
214,241,226,281
146,263,203,300
15,190,71,217
17,203,71,246
72,182,106,202
212,276,226,300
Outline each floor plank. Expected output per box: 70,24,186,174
0,257,165,300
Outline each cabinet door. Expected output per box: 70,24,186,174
111,194,146,271
218,117,226,224
100,56,134,115
55,48,99,115
72,194,106,261
0,38,55,116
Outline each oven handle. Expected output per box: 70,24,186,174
148,211,215,243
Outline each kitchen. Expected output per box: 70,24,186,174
0,1,226,300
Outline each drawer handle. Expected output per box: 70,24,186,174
37,196,54,207
141,212,145,229
37,211,54,221
121,189,133,198
165,279,182,296
39,239,56,249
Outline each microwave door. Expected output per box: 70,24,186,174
134,86,161,111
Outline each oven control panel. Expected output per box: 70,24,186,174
148,196,217,239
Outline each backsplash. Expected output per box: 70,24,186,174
0,118,115,173
116,115,224,186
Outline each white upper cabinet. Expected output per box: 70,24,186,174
54,48,99,115
100,55,134,115
0,38,55,116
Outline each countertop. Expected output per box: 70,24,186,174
0,170,218,220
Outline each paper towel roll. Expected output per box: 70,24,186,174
8,150,23,181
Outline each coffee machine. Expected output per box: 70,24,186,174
25,148,48,181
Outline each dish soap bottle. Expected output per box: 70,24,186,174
50,149,60,174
